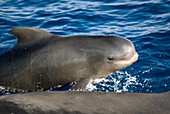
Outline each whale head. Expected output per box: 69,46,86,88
104,36,138,71
61,35,138,80
67,36,138,79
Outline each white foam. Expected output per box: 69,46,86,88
142,68,153,74
0,86,5,90
84,71,142,92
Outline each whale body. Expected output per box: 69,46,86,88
0,27,138,90
0,91,169,114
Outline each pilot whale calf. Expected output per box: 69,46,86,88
0,27,138,90
0,91,169,114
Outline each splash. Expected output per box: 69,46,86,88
84,71,142,92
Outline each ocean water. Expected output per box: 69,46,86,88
0,0,170,95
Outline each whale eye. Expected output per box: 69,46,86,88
107,57,114,61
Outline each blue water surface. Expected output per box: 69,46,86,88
0,0,170,95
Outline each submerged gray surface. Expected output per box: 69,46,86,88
0,91,169,114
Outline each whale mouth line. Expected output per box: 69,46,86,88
115,52,138,64
107,52,138,63
129,52,138,62
109,52,138,71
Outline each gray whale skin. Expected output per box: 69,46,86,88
0,27,138,91
0,91,170,114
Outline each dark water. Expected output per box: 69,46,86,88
0,0,170,95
